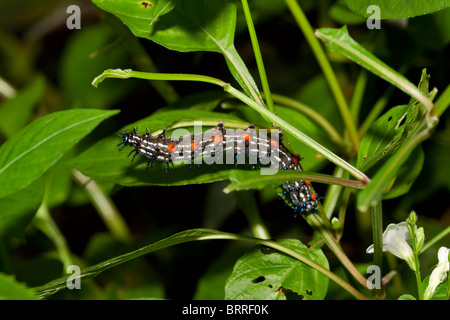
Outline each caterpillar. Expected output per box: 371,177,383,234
118,122,319,214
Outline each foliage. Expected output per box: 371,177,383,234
0,0,449,300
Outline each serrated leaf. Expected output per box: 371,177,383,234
357,104,409,171
0,109,119,198
0,272,37,300
225,239,329,300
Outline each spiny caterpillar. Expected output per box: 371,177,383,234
118,122,319,214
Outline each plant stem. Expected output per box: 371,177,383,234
72,169,132,243
34,203,73,270
307,213,368,288
433,83,450,117
411,229,424,300
350,69,368,125
240,0,275,113
284,0,360,152
420,225,450,254
370,200,385,298
359,85,394,137
270,93,345,146
235,191,271,240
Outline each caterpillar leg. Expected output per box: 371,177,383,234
128,148,138,162
147,156,156,169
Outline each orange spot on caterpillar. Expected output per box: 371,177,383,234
270,139,279,148
241,133,251,142
292,156,299,165
168,143,176,152
304,180,311,185
191,141,199,150
213,135,223,143
311,193,317,200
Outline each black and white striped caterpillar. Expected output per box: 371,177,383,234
118,122,319,214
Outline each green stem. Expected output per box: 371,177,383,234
420,225,450,254
411,229,424,300
359,85,394,137
350,69,368,125
92,69,370,184
433,83,450,117
235,191,271,240
72,169,132,243
34,203,73,270
284,0,360,152
323,166,345,218
307,213,368,288
240,0,275,113
370,200,385,298
270,93,345,146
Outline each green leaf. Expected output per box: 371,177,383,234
225,239,329,300
0,272,37,300
398,294,417,300
0,75,45,138
92,0,263,104
0,109,119,198
0,179,44,239
357,71,432,211
315,26,433,111
357,104,409,171
60,24,135,109
345,0,450,19
72,109,245,186
329,0,366,25
382,146,424,200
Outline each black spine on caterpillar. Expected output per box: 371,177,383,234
118,123,319,214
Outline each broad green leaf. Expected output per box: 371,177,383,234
315,26,433,111
60,24,135,109
0,109,119,198
92,0,263,105
0,272,37,300
225,239,329,300
345,0,450,19
0,75,45,138
0,178,43,239
72,109,244,186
